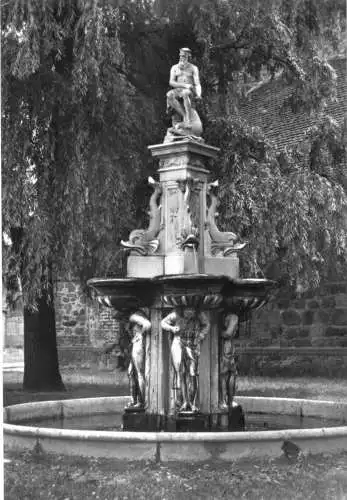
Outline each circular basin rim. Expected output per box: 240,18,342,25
4,396,347,442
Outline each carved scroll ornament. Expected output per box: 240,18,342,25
121,177,162,256
206,181,247,257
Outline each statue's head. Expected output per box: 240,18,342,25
179,307,196,320
179,47,191,64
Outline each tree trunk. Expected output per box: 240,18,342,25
23,288,65,392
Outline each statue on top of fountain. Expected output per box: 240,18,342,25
165,48,203,143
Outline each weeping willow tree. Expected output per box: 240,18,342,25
2,0,162,389
2,0,346,389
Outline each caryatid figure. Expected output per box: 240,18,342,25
166,47,202,130
161,307,210,412
127,310,151,409
219,313,239,410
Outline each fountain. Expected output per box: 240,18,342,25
87,136,276,433
4,48,347,461
85,48,278,433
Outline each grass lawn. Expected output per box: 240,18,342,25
4,449,347,499
4,370,347,499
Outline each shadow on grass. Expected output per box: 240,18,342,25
3,383,129,407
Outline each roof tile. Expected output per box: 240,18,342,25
239,58,346,150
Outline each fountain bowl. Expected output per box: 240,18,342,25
4,396,347,462
87,275,277,315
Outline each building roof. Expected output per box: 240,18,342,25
239,57,346,150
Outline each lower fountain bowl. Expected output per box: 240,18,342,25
4,396,347,462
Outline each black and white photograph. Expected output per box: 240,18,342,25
2,0,347,498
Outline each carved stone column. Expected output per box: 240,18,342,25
148,140,219,275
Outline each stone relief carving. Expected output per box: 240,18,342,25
162,293,223,309
164,109,204,143
219,313,239,410
176,177,201,251
166,186,180,252
206,180,247,257
161,307,210,412
121,177,162,255
159,156,206,171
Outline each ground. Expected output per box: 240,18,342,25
4,449,347,499
3,353,347,499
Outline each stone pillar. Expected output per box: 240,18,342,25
147,302,170,416
148,140,219,275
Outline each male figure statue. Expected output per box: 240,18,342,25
126,310,151,409
161,307,209,412
166,48,202,135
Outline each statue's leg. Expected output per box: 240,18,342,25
128,361,136,406
222,378,228,408
132,342,145,407
189,358,198,412
172,338,191,411
135,371,145,406
181,90,193,127
167,91,185,120
228,371,237,407
179,368,189,411
219,370,228,410
180,346,196,411
171,337,185,408
226,371,232,407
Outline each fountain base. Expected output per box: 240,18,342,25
4,396,347,461
122,404,245,432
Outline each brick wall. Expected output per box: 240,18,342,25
4,278,346,374
249,281,347,348
235,280,347,377
55,280,120,367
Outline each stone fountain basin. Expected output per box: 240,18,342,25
87,275,277,313
4,397,347,462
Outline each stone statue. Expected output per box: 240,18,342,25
161,307,210,412
124,310,151,409
206,180,247,256
121,177,162,255
219,313,239,410
165,48,203,141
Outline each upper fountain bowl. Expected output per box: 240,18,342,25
87,275,277,315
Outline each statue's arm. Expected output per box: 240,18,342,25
129,312,151,332
161,311,177,332
198,311,210,342
193,66,202,98
169,65,188,90
222,313,238,339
